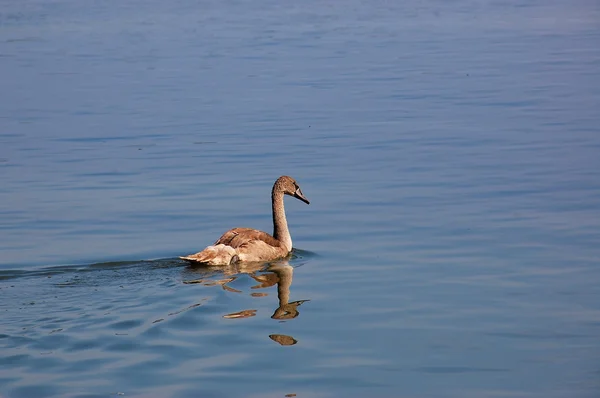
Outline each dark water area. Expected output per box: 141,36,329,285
1,0,600,397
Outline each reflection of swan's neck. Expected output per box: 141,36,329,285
275,265,293,306
272,191,292,251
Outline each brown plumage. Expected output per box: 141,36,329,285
180,176,310,265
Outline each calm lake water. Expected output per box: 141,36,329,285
1,0,600,397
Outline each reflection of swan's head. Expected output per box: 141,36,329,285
271,300,309,320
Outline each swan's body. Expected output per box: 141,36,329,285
180,176,309,265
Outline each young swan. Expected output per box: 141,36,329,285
180,176,310,265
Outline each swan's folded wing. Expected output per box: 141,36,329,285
215,228,280,249
214,228,247,246
235,239,287,262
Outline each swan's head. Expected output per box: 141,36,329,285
274,176,310,205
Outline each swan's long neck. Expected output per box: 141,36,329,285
272,191,292,251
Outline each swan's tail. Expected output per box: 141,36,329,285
179,244,237,265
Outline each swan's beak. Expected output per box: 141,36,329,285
294,188,310,204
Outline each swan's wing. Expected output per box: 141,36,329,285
235,239,288,262
214,228,245,246
215,227,280,249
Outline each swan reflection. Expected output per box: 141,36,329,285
256,262,309,320
182,260,308,344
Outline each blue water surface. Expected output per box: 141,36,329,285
1,0,599,397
